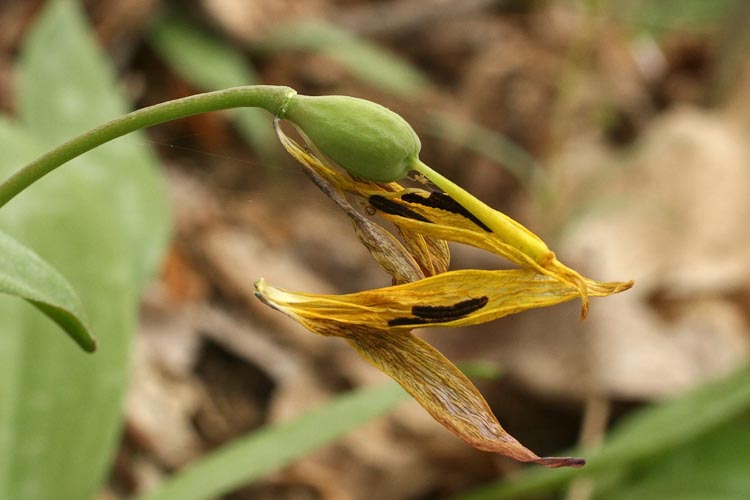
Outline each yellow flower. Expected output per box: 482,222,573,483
256,120,633,467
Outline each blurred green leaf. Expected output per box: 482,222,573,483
0,228,94,352
150,16,259,92
0,1,168,499
458,360,504,381
453,367,750,500
18,1,168,290
425,110,552,206
598,418,750,500
135,383,409,500
149,15,279,164
607,0,741,35
260,20,429,97
132,360,500,500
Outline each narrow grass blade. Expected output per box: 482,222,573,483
135,383,408,500
425,110,552,206
132,363,497,500
600,418,750,500
452,367,750,500
259,20,428,97
149,15,278,163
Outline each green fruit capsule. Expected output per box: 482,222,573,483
282,94,421,183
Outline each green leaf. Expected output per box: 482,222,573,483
131,362,499,500
0,108,136,500
599,418,750,500
18,0,169,290
150,16,259,92
425,110,552,206
0,228,94,352
135,383,408,500
606,0,740,35
259,20,429,97
452,367,750,500
0,2,168,500
149,15,279,164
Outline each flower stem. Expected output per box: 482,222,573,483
411,159,553,264
0,85,296,208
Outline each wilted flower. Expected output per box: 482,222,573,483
255,116,632,468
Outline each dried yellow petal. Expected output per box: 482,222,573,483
275,121,449,281
276,123,603,316
364,189,595,317
254,270,631,332
347,327,584,467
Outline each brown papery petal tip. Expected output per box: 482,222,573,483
533,456,586,468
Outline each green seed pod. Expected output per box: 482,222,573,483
282,94,421,183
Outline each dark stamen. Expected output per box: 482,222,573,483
412,296,489,320
369,195,432,223
387,296,489,327
387,317,432,327
401,192,492,232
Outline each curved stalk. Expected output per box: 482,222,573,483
0,85,296,208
